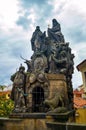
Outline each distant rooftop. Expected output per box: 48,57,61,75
77,59,86,71
74,97,86,108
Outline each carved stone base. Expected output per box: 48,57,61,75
46,73,67,99
46,110,75,122
0,111,75,130
9,110,75,122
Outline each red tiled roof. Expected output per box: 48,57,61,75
73,89,84,95
0,90,11,96
74,97,86,108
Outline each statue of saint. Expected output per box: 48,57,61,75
10,64,26,112
49,50,58,73
49,46,68,74
31,26,47,54
48,19,65,43
31,26,44,51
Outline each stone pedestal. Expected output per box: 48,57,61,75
0,113,53,130
0,111,75,130
46,74,68,111
47,74,67,99
0,74,75,130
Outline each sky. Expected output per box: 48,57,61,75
0,0,86,89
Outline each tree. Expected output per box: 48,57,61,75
0,85,14,117
0,85,6,91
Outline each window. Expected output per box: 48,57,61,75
32,87,44,112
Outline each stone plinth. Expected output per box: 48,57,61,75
46,110,75,122
46,122,86,130
0,113,53,130
46,74,67,99
0,111,75,130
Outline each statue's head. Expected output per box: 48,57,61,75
52,19,59,27
19,64,25,72
36,26,40,31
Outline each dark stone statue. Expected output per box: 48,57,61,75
31,26,46,53
10,65,26,112
32,53,48,73
31,26,42,51
49,50,58,73
48,44,68,74
44,84,68,113
48,19,65,43
10,19,74,114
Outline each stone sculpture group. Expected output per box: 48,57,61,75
10,19,74,113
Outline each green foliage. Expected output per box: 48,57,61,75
0,95,14,117
0,85,6,91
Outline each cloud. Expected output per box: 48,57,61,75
18,0,47,8
47,0,86,43
0,25,33,86
0,0,19,29
0,0,35,86
16,16,30,29
16,0,53,30
0,0,86,89
66,26,86,43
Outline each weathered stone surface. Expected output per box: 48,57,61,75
10,18,74,113
46,122,86,130
0,111,75,130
